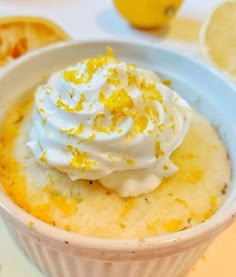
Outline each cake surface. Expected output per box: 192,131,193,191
0,90,230,239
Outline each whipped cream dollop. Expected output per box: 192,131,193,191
27,48,192,197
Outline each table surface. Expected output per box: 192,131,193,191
0,0,235,276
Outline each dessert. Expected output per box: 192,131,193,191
0,48,230,239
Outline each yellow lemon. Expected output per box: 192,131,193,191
199,0,236,82
114,0,183,29
0,16,70,66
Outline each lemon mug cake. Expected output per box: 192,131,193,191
0,47,230,240
0,40,235,277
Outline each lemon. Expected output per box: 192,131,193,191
199,0,236,82
0,16,70,66
114,0,183,29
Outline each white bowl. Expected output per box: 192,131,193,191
0,39,236,277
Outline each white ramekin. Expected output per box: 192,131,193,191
0,39,236,277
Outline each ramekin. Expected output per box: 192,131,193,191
0,39,235,277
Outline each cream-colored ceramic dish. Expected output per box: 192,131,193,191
0,39,235,277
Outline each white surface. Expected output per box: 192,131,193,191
0,217,42,277
0,0,235,277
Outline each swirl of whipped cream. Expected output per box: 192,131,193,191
27,49,192,197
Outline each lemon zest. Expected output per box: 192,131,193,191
56,93,85,112
67,144,96,171
155,141,164,158
60,123,84,137
39,150,48,163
